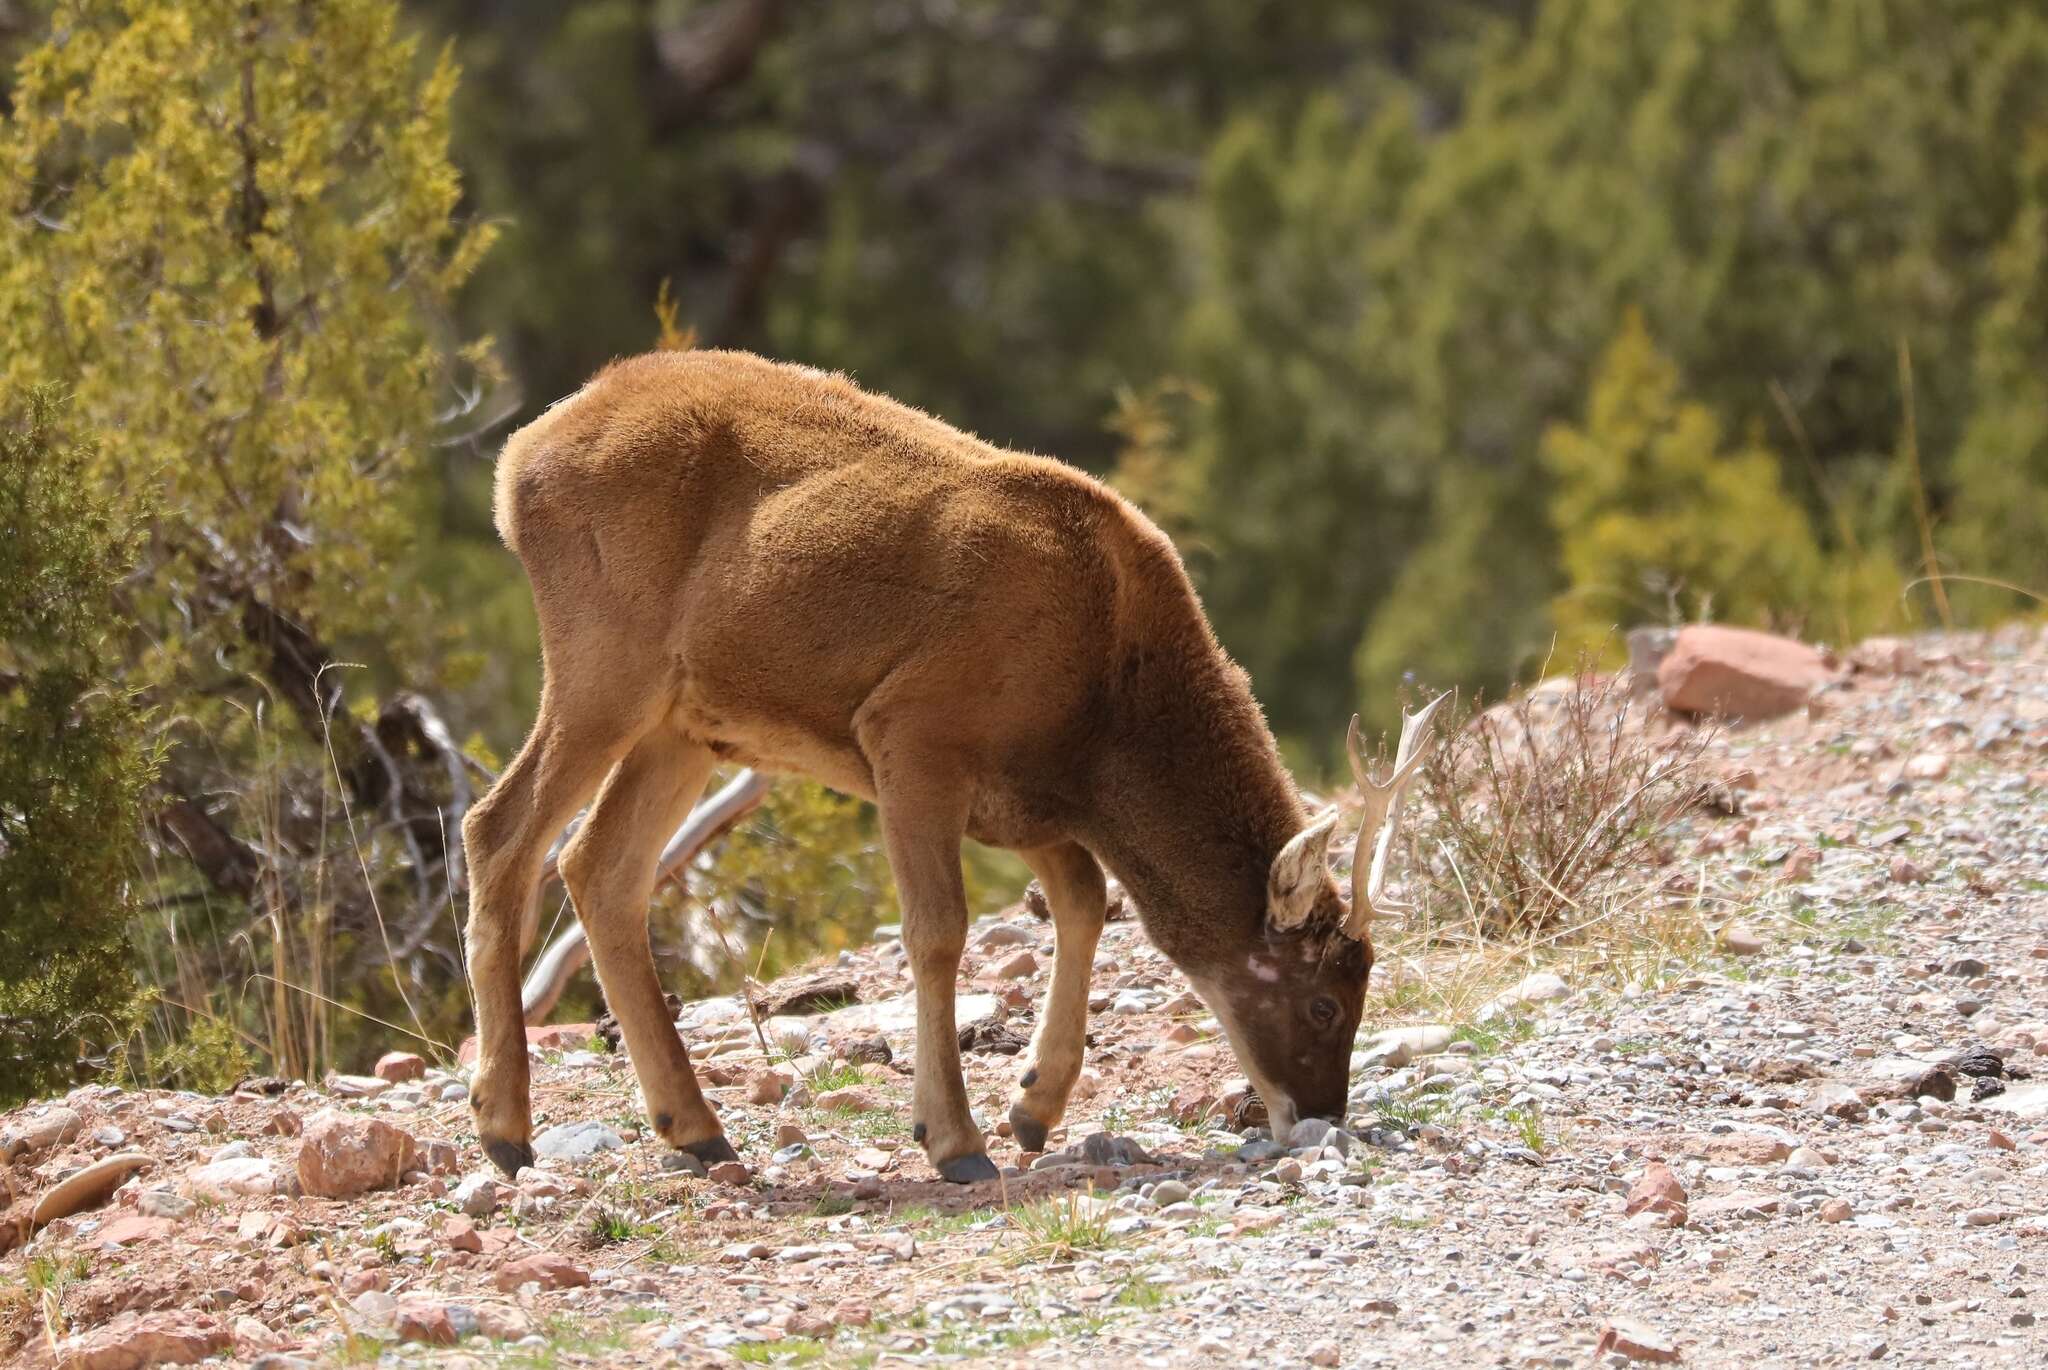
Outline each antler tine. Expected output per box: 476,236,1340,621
1344,691,1452,935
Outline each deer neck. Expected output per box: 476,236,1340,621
1083,687,1309,977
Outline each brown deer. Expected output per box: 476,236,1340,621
462,349,1445,1182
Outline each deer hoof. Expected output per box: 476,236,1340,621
937,1152,999,1185
1007,1105,1049,1154
680,1134,739,1165
481,1136,534,1179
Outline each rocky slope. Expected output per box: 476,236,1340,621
4,626,2047,1369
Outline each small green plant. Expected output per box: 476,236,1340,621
24,1252,90,1295
807,1061,869,1093
369,1229,400,1264
730,1338,832,1364
812,1192,856,1218
1369,1086,1451,1134
586,1205,659,1246
1004,1190,1121,1263
1115,1277,1171,1309
1504,1103,1548,1154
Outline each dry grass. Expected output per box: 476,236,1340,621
1410,669,1708,938
1359,669,1723,1029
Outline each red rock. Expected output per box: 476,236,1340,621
1889,855,1929,884
420,1139,461,1175
495,1251,590,1292
297,1109,418,1199
814,1086,887,1113
1657,625,1831,720
1624,1161,1688,1223
394,1297,458,1346
374,1051,427,1083
832,1302,874,1328
457,1022,598,1066
50,1310,230,1369
747,1069,794,1105
708,1160,755,1186
1782,845,1820,879
263,1108,302,1137
341,1268,388,1296
93,1214,171,1249
442,1214,483,1253
991,950,1038,979
1696,1133,1793,1164
1597,1319,1682,1363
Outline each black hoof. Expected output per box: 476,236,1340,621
1007,1105,1049,1154
681,1134,739,1165
482,1136,534,1179
937,1152,1001,1185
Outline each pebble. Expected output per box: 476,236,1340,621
533,1120,625,1161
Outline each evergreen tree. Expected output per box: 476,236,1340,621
0,390,153,1105
1542,311,1823,656
1161,0,2048,747
0,0,495,1077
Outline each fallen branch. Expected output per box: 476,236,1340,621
520,769,771,1022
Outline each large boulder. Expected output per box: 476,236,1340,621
1656,625,1831,720
297,1109,417,1198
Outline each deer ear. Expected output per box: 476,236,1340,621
1267,808,1341,930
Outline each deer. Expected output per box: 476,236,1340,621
462,348,1447,1183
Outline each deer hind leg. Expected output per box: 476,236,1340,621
870,767,993,1183
1005,842,1107,1153
461,687,646,1178
556,729,734,1163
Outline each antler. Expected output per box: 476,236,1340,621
1343,692,1451,936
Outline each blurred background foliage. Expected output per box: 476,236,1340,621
1,0,2045,1092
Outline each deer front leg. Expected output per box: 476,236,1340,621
873,777,994,1184
1006,842,1107,1153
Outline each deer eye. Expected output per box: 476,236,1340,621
1309,996,1339,1028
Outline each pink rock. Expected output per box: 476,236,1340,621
1657,625,1831,720
341,1268,387,1296
48,1310,230,1369
457,1022,597,1066
394,1297,458,1346
1623,1162,1688,1223
297,1109,418,1199
495,1251,590,1292
442,1214,484,1253
93,1214,172,1249
1597,1319,1682,1363
374,1051,426,1083
747,1069,794,1105
708,1160,755,1186
992,950,1039,979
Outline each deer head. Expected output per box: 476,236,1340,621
1191,692,1450,1138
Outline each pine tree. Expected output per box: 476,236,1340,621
1542,311,1823,657
0,0,496,1078
0,390,153,1104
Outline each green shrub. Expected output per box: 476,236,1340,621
0,389,153,1104
1542,311,1824,657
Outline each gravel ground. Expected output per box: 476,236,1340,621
4,627,2047,1369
